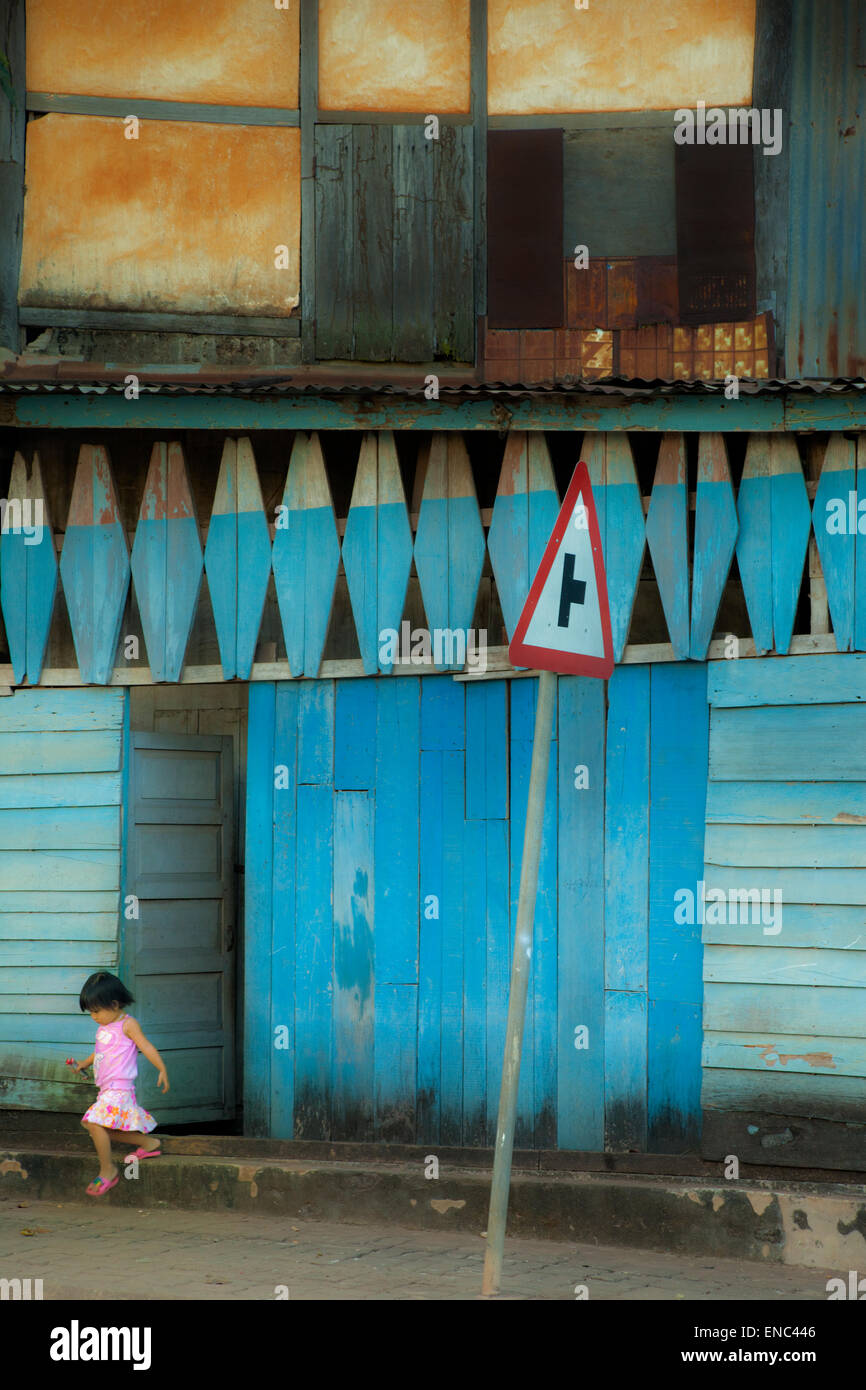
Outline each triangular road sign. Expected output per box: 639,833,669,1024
508,460,614,677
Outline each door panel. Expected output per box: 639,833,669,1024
124,732,235,1124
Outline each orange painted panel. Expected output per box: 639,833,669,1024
19,117,300,315
319,0,470,112
488,0,756,114
26,0,299,108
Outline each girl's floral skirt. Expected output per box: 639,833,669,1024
82,1087,156,1133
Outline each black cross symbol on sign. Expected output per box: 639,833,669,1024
558,552,586,627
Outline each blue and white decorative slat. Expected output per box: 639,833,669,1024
645,434,689,659
0,451,57,684
130,442,202,682
272,431,340,677
487,432,560,642
770,435,811,656
689,433,738,659
584,434,645,662
60,445,130,685
413,433,485,670
854,437,866,652
735,434,773,654
813,435,856,652
342,431,413,675
204,437,272,680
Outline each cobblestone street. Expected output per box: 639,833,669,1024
0,1198,837,1301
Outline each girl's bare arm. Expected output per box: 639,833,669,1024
123,1016,170,1090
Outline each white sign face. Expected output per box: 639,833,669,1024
508,461,614,678
521,497,605,660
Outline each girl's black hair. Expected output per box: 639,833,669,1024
79,971,134,1013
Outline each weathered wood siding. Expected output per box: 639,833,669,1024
245,665,708,1149
0,687,126,1112
315,124,474,361
702,654,866,1169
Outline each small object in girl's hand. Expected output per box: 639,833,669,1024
65,1058,75,1066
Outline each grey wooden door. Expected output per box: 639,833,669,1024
122,733,235,1124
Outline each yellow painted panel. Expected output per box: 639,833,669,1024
26,0,299,108
319,0,470,112
19,117,300,316
488,0,756,114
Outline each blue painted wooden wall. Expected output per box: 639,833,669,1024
245,665,708,1150
0,687,126,1111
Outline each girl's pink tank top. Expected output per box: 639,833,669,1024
93,1015,138,1091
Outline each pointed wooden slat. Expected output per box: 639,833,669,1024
584,434,645,662
130,442,202,682
204,437,272,681
59,445,130,685
771,435,811,655
689,433,738,659
413,434,485,670
813,435,856,652
0,452,58,684
736,433,773,654
487,432,559,643
272,431,341,677
645,433,689,659
342,431,413,675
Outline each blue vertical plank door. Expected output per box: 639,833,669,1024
243,668,708,1152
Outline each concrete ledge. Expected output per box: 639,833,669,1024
3,1145,866,1269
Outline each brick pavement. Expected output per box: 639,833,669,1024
0,1196,839,1300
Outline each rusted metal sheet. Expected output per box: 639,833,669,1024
675,142,756,324
786,0,866,377
487,0,756,114
25,0,299,107
487,130,562,329
18,116,301,316
318,0,470,113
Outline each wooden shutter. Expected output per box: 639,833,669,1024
675,140,756,324
487,129,563,329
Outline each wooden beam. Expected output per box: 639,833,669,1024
316,110,472,125
300,0,318,364
26,93,300,127
487,112,683,130
471,0,488,335
18,307,301,337
0,0,25,353
752,0,792,371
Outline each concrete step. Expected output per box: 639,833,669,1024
3,1138,865,1271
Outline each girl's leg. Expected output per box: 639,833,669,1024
111,1130,160,1153
82,1121,118,1181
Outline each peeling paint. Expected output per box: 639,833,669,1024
746,1191,775,1217
745,1043,837,1070
0,1158,28,1179
712,1194,725,1212
237,1165,260,1198
430,1198,466,1214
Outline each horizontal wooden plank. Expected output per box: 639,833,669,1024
0,914,118,941
702,903,866,950
0,730,121,774
706,780,866,825
0,1078,91,1112
0,851,120,892
26,92,301,126
0,941,116,967
0,806,120,850
0,1049,98,1084
0,688,123,732
0,1011,94,1042
19,308,300,337
701,1108,866,1172
706,823,866,868
708,653,866,707
701,1067,866,1123
704,864,866,905
0,891,119,914
703,945,866,988
702,1031,866,1078
709,705,866,781
0,771,122,809
0,966,117,995
704,982,866,1038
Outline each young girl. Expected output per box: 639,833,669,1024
72,971,170,1197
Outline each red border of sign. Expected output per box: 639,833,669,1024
508,460,614,678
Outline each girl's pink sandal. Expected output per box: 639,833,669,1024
124,1144,161,1161
86,1174,119,1196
